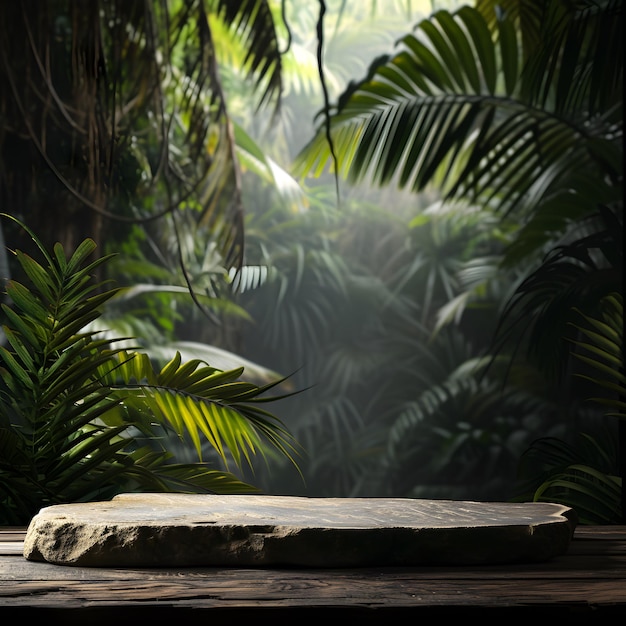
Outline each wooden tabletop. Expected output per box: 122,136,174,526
1,525,625,620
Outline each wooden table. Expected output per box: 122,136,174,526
1,526,625,620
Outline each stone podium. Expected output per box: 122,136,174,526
23,493,576,567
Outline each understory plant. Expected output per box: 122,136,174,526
0,217,300,525
516,292,623,524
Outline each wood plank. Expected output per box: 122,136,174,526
1,565,624,605
0,543,23,555
0,529,27,543
573,525,626,536
2,550,625,580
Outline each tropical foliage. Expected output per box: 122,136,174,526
236,188,580,501
285,0,622,517
0,0,622,524
516,293,624,524
0,0,288,255
0,1,313,521
0,216,299,525
0,0,307,344
296,0,622,357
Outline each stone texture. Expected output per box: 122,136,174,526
23,493,577,567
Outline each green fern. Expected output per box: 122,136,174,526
518,293,624,523
0,215,300,524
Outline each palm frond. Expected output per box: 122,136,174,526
491,207,623,381
233,122,307,212
533,464,621,524
569,292,625,418
381,366,547,499
0,217,299,524
215,0,283,110
97,349,301,472
517,431,621,524
0,0,290,276
294,4,622,221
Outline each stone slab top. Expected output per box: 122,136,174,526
23,493,577,568
27,493,574,527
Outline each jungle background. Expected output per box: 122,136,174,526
0,0,622,524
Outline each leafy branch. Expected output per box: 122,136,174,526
0,214,300,524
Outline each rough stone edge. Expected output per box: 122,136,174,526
22,500,578,568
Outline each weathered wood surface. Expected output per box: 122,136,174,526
1,525,625,619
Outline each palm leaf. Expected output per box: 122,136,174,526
214,0,283,110
98,349,300,471
516,425,621,524
0,218,299,523
294,3,621,222
137,462,260,494
533,464,621,524
569,292,625,418
491,207,622,380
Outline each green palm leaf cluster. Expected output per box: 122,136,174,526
0,216,299,525
296,1,621,218
516,293,624,523
383,372,549,500
295,1,623,362
518,433,621,524
289,0,622,517
569,293,625,420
